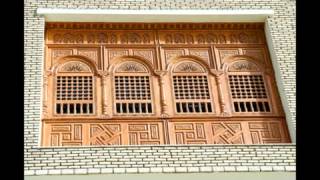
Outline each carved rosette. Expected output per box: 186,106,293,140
116,61,148,73
59,61,91,72
174,62,205,73
228,60,259,72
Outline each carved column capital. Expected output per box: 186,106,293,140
210,69,224,77
154,70,168,77
45,70,54,76
97,70,109,77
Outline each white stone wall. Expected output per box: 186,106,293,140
24,0,296,176
24,145,296,175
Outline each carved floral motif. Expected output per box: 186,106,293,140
116,61,147,72
59,61,91,72
228,61,259,72
174,62,205,73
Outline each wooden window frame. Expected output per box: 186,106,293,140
171,71,215,115
227,71,273,115
112,72,155,116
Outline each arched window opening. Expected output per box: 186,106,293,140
114,61,153,114
55,61,95,115
172,61,213,114
227,60,271,113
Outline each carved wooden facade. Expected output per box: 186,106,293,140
42,23,290,146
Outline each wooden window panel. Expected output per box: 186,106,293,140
114,75,153,115
173,75,213,114
55,75,95,115
228,74,271,113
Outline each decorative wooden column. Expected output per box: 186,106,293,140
155,71,169,117
211,70,230,116
42,70,52,118
99,71,110,118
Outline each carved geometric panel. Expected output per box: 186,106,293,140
169,123,208,144
77,48,100,68
42,119,289,146
90,124,122,145
108,49,129,60
211,122,245,144
242,48,266,63
164,49,185,61
51,49,73,64
48,124,82,146
132,49,154,65
189,49,211,65
218,49,239,61
128,123,163,145
249,121,289,144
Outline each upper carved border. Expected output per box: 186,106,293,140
46,23,264,30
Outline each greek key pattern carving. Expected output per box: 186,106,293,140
128,123,163,145
211,123,244,144
249,121,287,143
42,119,289,146
49,124,83,146
90,124,122,145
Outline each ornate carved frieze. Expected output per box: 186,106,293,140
47,30,154,44
159,31,263,44
46,22,264,30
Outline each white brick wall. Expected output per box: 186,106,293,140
24,0,296,176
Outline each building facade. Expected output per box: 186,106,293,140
24,0,296,179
